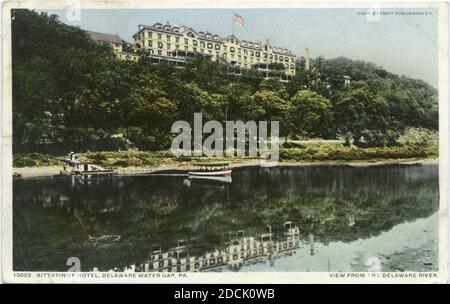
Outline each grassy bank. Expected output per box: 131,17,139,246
13,143,438,168
13,152,64,167
279,143,438,162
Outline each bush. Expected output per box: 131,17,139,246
397,128,439,148
356,130,399,148
13,153,63,167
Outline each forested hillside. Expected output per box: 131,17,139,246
12,10,438,154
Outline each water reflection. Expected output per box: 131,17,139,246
13,164,438,271
115,222,300,273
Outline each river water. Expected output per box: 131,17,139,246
13,164,439,272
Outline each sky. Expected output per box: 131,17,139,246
39,8,439,87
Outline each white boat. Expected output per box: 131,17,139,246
188,162,232,179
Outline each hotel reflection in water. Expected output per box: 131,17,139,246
112,222,300,273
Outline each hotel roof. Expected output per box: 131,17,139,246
86,30,123,44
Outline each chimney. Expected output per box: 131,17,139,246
265,39,270,51
305,48,311,71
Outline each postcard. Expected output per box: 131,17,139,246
1,0,448,285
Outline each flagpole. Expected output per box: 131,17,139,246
232,14,235,36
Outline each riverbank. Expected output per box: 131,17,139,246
13,143,439,177
13,158,439,178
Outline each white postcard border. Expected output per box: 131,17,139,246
1,0,448,284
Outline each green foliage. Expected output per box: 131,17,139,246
279,143,438,162
397,127,439,148
12,10,438,155
290,90,333,138
13,153,63,167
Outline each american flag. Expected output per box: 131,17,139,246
233,13,244,27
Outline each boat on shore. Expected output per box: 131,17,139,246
56,152,115,176
188,162,232,180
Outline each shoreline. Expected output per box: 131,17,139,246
13,158,439,178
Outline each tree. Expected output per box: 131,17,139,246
332,83,390,146
248,90,292,138
290,90,333,138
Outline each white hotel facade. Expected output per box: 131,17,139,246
132,22,297,81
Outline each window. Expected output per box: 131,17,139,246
215,44,220,50
193,47,197,52
157,33,162,40
290,64,294,69
275,55,278,60
184,38,188,44
166,35,171,41
148,40,153,47
184,46,188,51
230,47,235,52
285,57,289,62
175,44,179,49
291,58,294,63
167,43,171,49
157,50,162,55
148,32,152,38
200,41,205,48
158,42,163,49
279,56,283,61
207,43,213,49
255,52,260,57
175,37,180,43
193,40,198,46
244,50,248,55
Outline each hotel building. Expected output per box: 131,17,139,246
133,22,297,81
86,30,140,62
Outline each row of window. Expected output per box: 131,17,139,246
147,40,294,62
141,31,294,62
